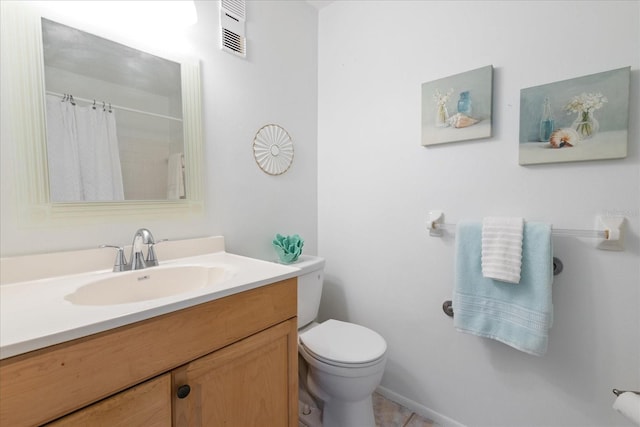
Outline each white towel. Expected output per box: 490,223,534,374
481,217,524,284
167,153,185,200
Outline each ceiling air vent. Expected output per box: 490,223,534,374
220,0,246,58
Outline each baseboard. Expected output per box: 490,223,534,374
375,386,466,427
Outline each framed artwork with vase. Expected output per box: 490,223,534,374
421,65,493,146
519,67,630,165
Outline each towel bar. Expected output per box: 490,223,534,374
442,256,563,318
427,211,625,251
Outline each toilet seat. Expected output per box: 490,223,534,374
299,319,387,367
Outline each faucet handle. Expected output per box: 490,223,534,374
100,245,128,272
146,239,168,267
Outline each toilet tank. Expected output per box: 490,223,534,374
293,255,325,329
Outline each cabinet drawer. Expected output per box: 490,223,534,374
46,374,171,427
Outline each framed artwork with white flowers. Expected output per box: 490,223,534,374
519,67,630,165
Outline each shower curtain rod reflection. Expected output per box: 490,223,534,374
46,91,183,122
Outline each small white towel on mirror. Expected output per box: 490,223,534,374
482,217,524,284
167,153,185,200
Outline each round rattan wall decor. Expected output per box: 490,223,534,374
252,124,294,175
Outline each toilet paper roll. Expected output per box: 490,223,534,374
613,392,640,426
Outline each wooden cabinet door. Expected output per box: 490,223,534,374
173,319,298,427
46,374,171,427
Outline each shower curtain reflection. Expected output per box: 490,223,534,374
45,94,125,202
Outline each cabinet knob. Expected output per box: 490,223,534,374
176,384,191,399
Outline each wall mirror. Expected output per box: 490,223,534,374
2,2,203,224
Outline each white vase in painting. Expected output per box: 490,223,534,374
435,103,449,127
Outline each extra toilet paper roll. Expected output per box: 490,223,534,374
613,392,640,426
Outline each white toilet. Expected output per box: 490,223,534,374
295,255,387,427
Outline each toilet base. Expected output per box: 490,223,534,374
298,400,322,427
306,372,377,427
322,395,376,427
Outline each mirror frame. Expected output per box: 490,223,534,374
2,2,203,226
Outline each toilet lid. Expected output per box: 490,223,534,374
299,319,387,364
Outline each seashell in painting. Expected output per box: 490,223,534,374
448,113,479,128
549,128,580,148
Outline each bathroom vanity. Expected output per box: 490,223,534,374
0,237,300,427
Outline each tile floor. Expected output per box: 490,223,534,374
372,392,435,427
299,392,436,427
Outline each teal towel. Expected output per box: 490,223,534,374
453,221,553,356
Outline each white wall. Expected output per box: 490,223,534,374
0,0,318,260
197,0,319,259
317,1,639,426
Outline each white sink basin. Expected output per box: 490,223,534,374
65,265,233,306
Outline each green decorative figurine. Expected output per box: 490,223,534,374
272,233,304,264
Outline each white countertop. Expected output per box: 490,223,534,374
0,251,300,359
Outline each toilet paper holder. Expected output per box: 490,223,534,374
613,389,640,396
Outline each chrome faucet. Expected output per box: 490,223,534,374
129,228,155,270
101,228,166,272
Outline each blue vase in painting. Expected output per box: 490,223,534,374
457,91,472,116
539,97,555,142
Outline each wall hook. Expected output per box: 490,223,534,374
442,300,454,317
552,257,563,275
